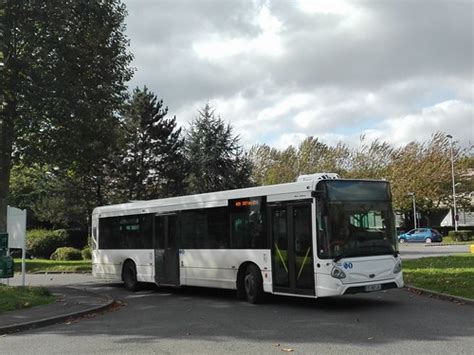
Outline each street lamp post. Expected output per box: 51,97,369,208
447,134,458,231
408,192,417,229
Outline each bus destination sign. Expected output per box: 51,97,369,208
234,200,259,207
229,197,266,211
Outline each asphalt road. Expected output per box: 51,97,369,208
1,282,473,354
2,246,472,354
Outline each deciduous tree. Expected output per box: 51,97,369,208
0,0,133,232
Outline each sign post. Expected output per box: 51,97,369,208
7,206,27,286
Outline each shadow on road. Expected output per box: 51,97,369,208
12,280,473,349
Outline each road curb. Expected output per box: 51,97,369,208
0,287,115,335
423,243,471,247
406,285,474,306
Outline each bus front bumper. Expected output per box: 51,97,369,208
315,272,404,298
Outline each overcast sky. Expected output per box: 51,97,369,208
123,0,473,150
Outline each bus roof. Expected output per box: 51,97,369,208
93,177,388,218
93,179,318,217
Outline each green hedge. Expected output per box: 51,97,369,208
81,247,92,260
26,229,68,259
50,247,82,261
434,226,474,236
448,230,473,242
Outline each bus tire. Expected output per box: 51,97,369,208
236,277,246,300
122,260,138,292
244,264,264,304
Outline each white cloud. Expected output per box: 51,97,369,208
192,4,284,61
256,93,312,122
123,0,473,151
193,36,249,60
296,0,354,16
371,100,474,147
273,132,308,149
293,110,318,129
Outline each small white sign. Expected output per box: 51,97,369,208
7,206,27,249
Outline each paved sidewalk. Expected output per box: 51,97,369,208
0,286,114,334
5,273,97,287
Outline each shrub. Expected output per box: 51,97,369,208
435,226,474,237
50,247,82,261
26,229,68,259
448,230,473,242
8,248,32,259
81,247,92,260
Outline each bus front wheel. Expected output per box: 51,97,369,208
122,260,138,292
244,264,264,304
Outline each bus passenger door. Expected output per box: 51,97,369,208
154,214,180,286
270,203,314,295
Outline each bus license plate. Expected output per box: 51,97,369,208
365,284,382,292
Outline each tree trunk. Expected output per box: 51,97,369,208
0,1,17,234
0,179,9,233
0,113,14,233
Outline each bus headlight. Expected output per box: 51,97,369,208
393,261,402,274
331,267,346,279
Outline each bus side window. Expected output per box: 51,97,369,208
155,216,165,249
168,215,177,248
179,208,230,249
99,216,122,249
141,215,153,248
207,207,229,249
180,211,197,248
230,213,246,248
230,211,265,249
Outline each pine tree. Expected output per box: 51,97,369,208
118,87,185,200
185,104,253,194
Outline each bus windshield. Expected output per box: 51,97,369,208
316,180,398,260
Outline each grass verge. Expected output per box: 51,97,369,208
13,259,92,273
0,285,55,313
403,254,474,299
440,236,473,245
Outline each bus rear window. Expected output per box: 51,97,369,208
99,214,152,249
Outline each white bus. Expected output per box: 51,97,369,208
91,174,403,303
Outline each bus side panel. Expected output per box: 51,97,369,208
92,249,155,283
180,249,272,292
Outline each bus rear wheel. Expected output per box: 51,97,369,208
122,260,138,292
244,264,264,304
